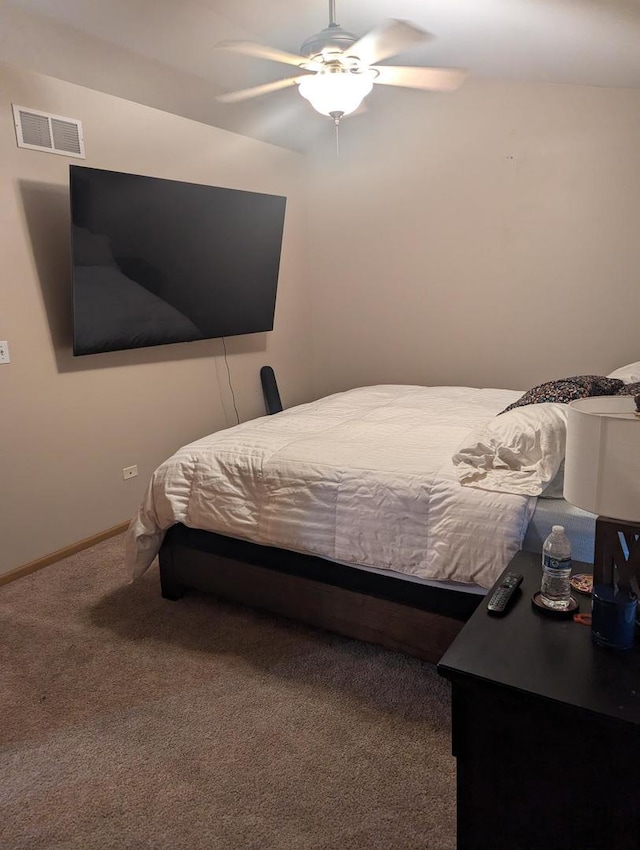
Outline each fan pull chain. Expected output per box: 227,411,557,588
329,110,343,159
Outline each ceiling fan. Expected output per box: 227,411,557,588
215,0,467,124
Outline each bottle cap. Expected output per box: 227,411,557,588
552,525,565,533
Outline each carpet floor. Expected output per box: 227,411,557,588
0,533,456,849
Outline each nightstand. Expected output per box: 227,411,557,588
438,549,640,850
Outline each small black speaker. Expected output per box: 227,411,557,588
260,365,283,415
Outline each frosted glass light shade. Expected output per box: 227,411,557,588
298,70,374,117
564,396,640,523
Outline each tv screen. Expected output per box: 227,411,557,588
70,166,287,355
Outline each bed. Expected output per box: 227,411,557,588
125,383,599,661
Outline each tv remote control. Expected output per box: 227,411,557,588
487,571,523,616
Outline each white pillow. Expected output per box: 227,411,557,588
607,361,640,384
452,403,568,497
540,460,565,499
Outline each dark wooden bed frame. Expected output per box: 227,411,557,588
159,524,484,663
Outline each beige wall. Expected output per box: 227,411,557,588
306,79,640,397
0,64,314,575
4,64,640,575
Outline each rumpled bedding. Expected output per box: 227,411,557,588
125,385,537,589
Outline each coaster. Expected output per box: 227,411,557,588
570,573,593,596
531,592,579,618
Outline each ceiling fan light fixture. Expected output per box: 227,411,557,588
298,69,374,117
214,6,466,129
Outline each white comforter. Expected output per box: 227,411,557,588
125,385,537,589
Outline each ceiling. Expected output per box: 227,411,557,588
6,0,640,150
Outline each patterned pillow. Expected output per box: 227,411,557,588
501,376,624,414
616,381,640,397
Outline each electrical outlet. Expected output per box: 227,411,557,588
122,465,138,480
0,341,10,364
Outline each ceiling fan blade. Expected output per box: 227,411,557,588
215,40,322,70
371,65,467,92
346,19,431,66
217,75,308,104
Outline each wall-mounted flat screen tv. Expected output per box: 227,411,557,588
70,165,287,355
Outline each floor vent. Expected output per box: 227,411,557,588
12,105,85,158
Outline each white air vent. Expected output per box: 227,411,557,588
12,104,85,158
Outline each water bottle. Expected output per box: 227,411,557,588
540,525,572,610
